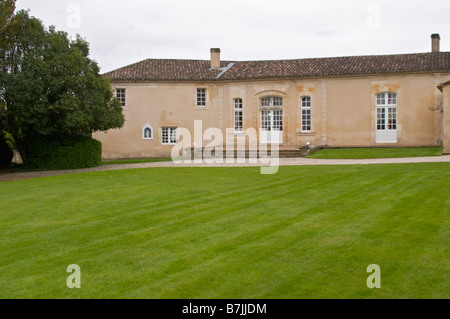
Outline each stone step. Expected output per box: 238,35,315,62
190,148,315,159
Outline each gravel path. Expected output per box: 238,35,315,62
1,155,450,182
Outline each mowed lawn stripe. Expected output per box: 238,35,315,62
0,164,448,298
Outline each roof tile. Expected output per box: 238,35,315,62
103,52,450,82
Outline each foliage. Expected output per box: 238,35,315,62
24,135,101,170
0,1,124,163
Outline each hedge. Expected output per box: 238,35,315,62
25,136,102,170
0,136,13,168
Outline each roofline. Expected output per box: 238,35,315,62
106,69,450,85
103,51,450,75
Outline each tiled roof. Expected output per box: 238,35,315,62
103,52,450,83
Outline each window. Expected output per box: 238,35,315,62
234,98,243,132
197,88,206,107
376,92,397,131
261,110,283,131
259,96,283,132
116,88,126,108
161,127,177,144
142,124,153,140
301,96,311,132
260,96,283,107
259,96,284,144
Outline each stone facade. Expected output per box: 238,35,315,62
94,36,450,159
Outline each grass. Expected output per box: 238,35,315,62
0,164,448,299
307,147,443,159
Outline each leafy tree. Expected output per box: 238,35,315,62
0,0,124,161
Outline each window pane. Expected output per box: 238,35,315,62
302,109,311,131
376,93,385,106
162,128,168,144
234,110,243,132
377,108,386,130
273,110,283,131
169,128,177,143
261,97,271,107
116,89,126,107
234,98,243,109
302,96,311,108
261,110,271,131
162,127,177,144
388,93,397,105
388,107,397,130
197,89,206,106
273,97,283,106
260,96,283,107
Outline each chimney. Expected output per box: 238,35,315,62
431,34,440,53
210,48,221,69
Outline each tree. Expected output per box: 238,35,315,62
0,0,124,161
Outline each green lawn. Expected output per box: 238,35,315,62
0,164,448,298
308,147,443,159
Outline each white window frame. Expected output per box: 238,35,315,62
142,123,153,140
301,96,312,132
260,110,283,132
115,88,126,108
233,98,243,132
260,96,284,132
196,88,207,107
260,96,283,108
161,127,178,145
376,92,397,131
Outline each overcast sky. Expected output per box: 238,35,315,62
15,0,450,73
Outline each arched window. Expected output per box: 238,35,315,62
234,98,243,132
260,96,283,108
142,123,153,140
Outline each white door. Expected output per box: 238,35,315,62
375,92,397,144
376,106,397,143
260,110,283,144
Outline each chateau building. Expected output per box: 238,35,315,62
95,34,450,158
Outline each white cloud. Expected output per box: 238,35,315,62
15,0,450,73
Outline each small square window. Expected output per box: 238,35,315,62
197,88,206,107
161,127,177,144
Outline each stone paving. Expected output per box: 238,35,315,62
1,155,450,182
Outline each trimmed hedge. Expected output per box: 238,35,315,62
25,136,102,170
0,136,13,168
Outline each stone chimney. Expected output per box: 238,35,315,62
432,34,440,53
210,48,221,69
